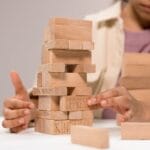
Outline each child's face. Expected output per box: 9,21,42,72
129,0,150,23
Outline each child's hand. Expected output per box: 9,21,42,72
88,87,144,123
2,71,34,133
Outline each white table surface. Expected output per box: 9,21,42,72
0,117,150,150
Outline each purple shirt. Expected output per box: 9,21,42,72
125,29,150,53
102,29,150,119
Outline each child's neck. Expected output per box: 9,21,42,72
121,3,150,32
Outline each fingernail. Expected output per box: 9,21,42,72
24,109,30,115
19,118,24,124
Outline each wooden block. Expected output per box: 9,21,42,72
32,86,91,96
45,24,92,41
41,48,91,65
38,96,59,111
36,110,68,120
35,118,70,135
69,111,82,120
71,126,109,149
119,77,150,89
82,41,94,50
49,17,92,28
45,39,94,50
39,63,65,72
35,118,93,135
43,26,50,43
29,96,39,120
37,72,87,88
41,45,49,64
32,87,67,96
68,40,94,50
129,89,150,102
60,96,93,111
66,64,95,73
46,20,92,41
68,40,83,50
121,122,150,140
37,72,42,87
123,53,150,66
70,118,93,126
69,110,93,120
122,65,150,77
67,86,92,96
45,39,68,49
39,64,95,73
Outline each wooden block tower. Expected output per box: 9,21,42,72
32,17,96,134
120,53,150,102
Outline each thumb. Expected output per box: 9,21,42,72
10,71,28,100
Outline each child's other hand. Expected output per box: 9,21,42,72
2,71,34,133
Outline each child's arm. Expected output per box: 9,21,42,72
88,86,150,122
2,71,35,133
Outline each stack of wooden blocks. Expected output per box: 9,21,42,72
120,53,150,103
120,53,150,140
32,17,96,135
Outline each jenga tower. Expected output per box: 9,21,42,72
32,17,96,134
120,53,150,102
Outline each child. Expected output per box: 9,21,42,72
2,0,150,132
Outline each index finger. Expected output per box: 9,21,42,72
10,71,27,96
97,87,127,99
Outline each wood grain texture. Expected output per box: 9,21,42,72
121,122,150,140
71,126,109,149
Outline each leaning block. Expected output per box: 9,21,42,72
119,77,150,89
32,87,67,96
69,110,93,120
122,65,150,77
121,122,150,140
71,126,109,149
60,96,96,111
41,48,91,65
35,118,70,135
38,96,59,111
36,110,68,120
129,89,150,102
37,72,87,88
